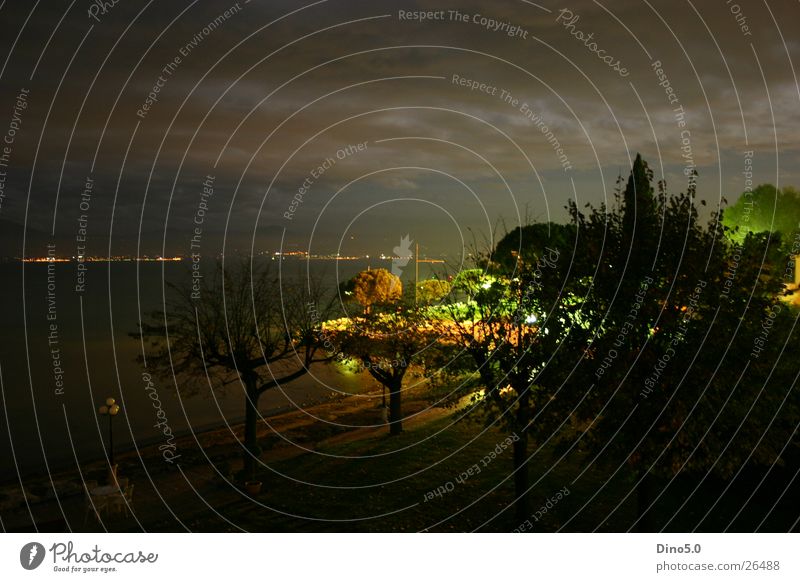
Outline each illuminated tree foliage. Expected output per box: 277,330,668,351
325,286,438,435
439,226,593,522
351,268,402,313
415,278,451,305
722,183,800,243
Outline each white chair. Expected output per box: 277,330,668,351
82,480,108,526
108,483,134,517
123,483,134,516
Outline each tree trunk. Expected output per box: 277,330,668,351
388,380,403,435
243,376,261,481
513,431,529,522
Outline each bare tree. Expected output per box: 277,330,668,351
135,258,334,481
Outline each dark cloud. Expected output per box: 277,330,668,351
0,0,798,257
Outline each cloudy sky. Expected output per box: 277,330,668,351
1,0,798,259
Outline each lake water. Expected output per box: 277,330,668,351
0,258,443,478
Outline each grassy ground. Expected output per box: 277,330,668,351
3,382,798,532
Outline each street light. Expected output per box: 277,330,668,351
99,397,120,484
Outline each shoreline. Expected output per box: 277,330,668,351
0,383,425,528
0,387,374,486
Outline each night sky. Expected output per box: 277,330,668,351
0,0,798,259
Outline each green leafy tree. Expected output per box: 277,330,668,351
569,159,796,530
415,279,451,305
442,154,798,529
492,222,576,272
722,184,800,243
439,229,594,522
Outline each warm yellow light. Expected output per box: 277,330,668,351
499,385,514,397
99,397,121,415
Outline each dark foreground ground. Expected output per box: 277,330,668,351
2,384,799,532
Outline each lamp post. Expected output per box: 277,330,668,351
99,397,120,484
